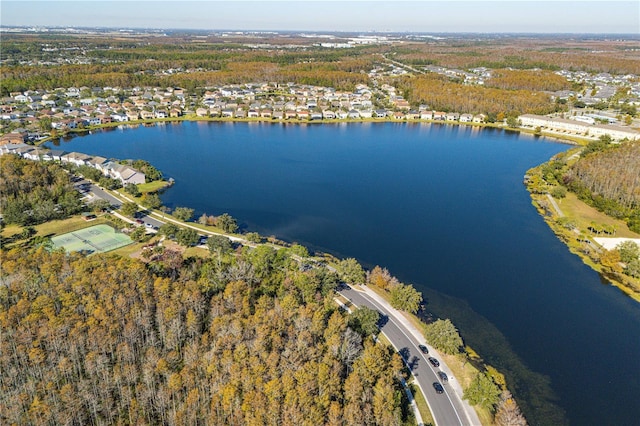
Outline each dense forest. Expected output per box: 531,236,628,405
396,74,559,116
0,43,374,94
391,39,640,75
485,69,572,92
0,155,84,225
564,140,640,232
0,247,412,425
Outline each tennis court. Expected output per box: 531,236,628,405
51,224,132,254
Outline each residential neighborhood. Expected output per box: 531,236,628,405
0,142,146,186
2,75,639,145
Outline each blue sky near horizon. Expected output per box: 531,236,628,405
2,1,639,34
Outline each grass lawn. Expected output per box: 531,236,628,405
1,223,23,238
137,180,171,193
409,381,435,426
35,215,116,237
1,215,113,243
557,192,640,238
542,191,640,300
183,246,211,258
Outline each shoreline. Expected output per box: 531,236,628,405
35,113,589,148
525,162,640,302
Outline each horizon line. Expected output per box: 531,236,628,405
2,25,639,37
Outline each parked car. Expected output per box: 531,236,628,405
432,382,444,394
437,371,448,383
428,357,440,367
418,344,428,354
135,219,144,225
145,223,154,229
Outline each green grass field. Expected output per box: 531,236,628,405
51,224,132,254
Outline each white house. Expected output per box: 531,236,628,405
108,164,146,185
519,114,640,141
460,113,473,123
111,113,129,122
472,114,486,123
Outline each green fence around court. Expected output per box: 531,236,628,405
51,224,132,254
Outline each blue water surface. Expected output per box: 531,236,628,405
55,121,640,425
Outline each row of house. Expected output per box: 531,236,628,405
193,104,487,123
519,114,640,141
0,143,146,185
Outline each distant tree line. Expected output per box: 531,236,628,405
396,74,562,117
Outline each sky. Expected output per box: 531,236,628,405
1,1,639,34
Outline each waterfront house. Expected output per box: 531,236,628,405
260,109,273,119
0,142,30,155
446,113,460,122
111,113,128,122
460,113,473,123
0,133,27,144
285,110,297,120
140,110,155,120
519,114,640,141
322,110,336,119
48,150,66,161
420,111,434,120
88,156,109,172
473,114,486,123
107,163,146,185
23,148,47,161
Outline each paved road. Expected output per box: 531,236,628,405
546,193,564,217
339,285,475,426
77,180,164,229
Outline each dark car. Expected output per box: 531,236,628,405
428,357,440,367
433,382,444,394
418,344,429,354
437,371,448,383
135,219,144,225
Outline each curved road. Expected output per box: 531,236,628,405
339,285,479,426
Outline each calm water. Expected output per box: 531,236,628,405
55,121,640,425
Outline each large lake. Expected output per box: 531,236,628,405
55,121,640,425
